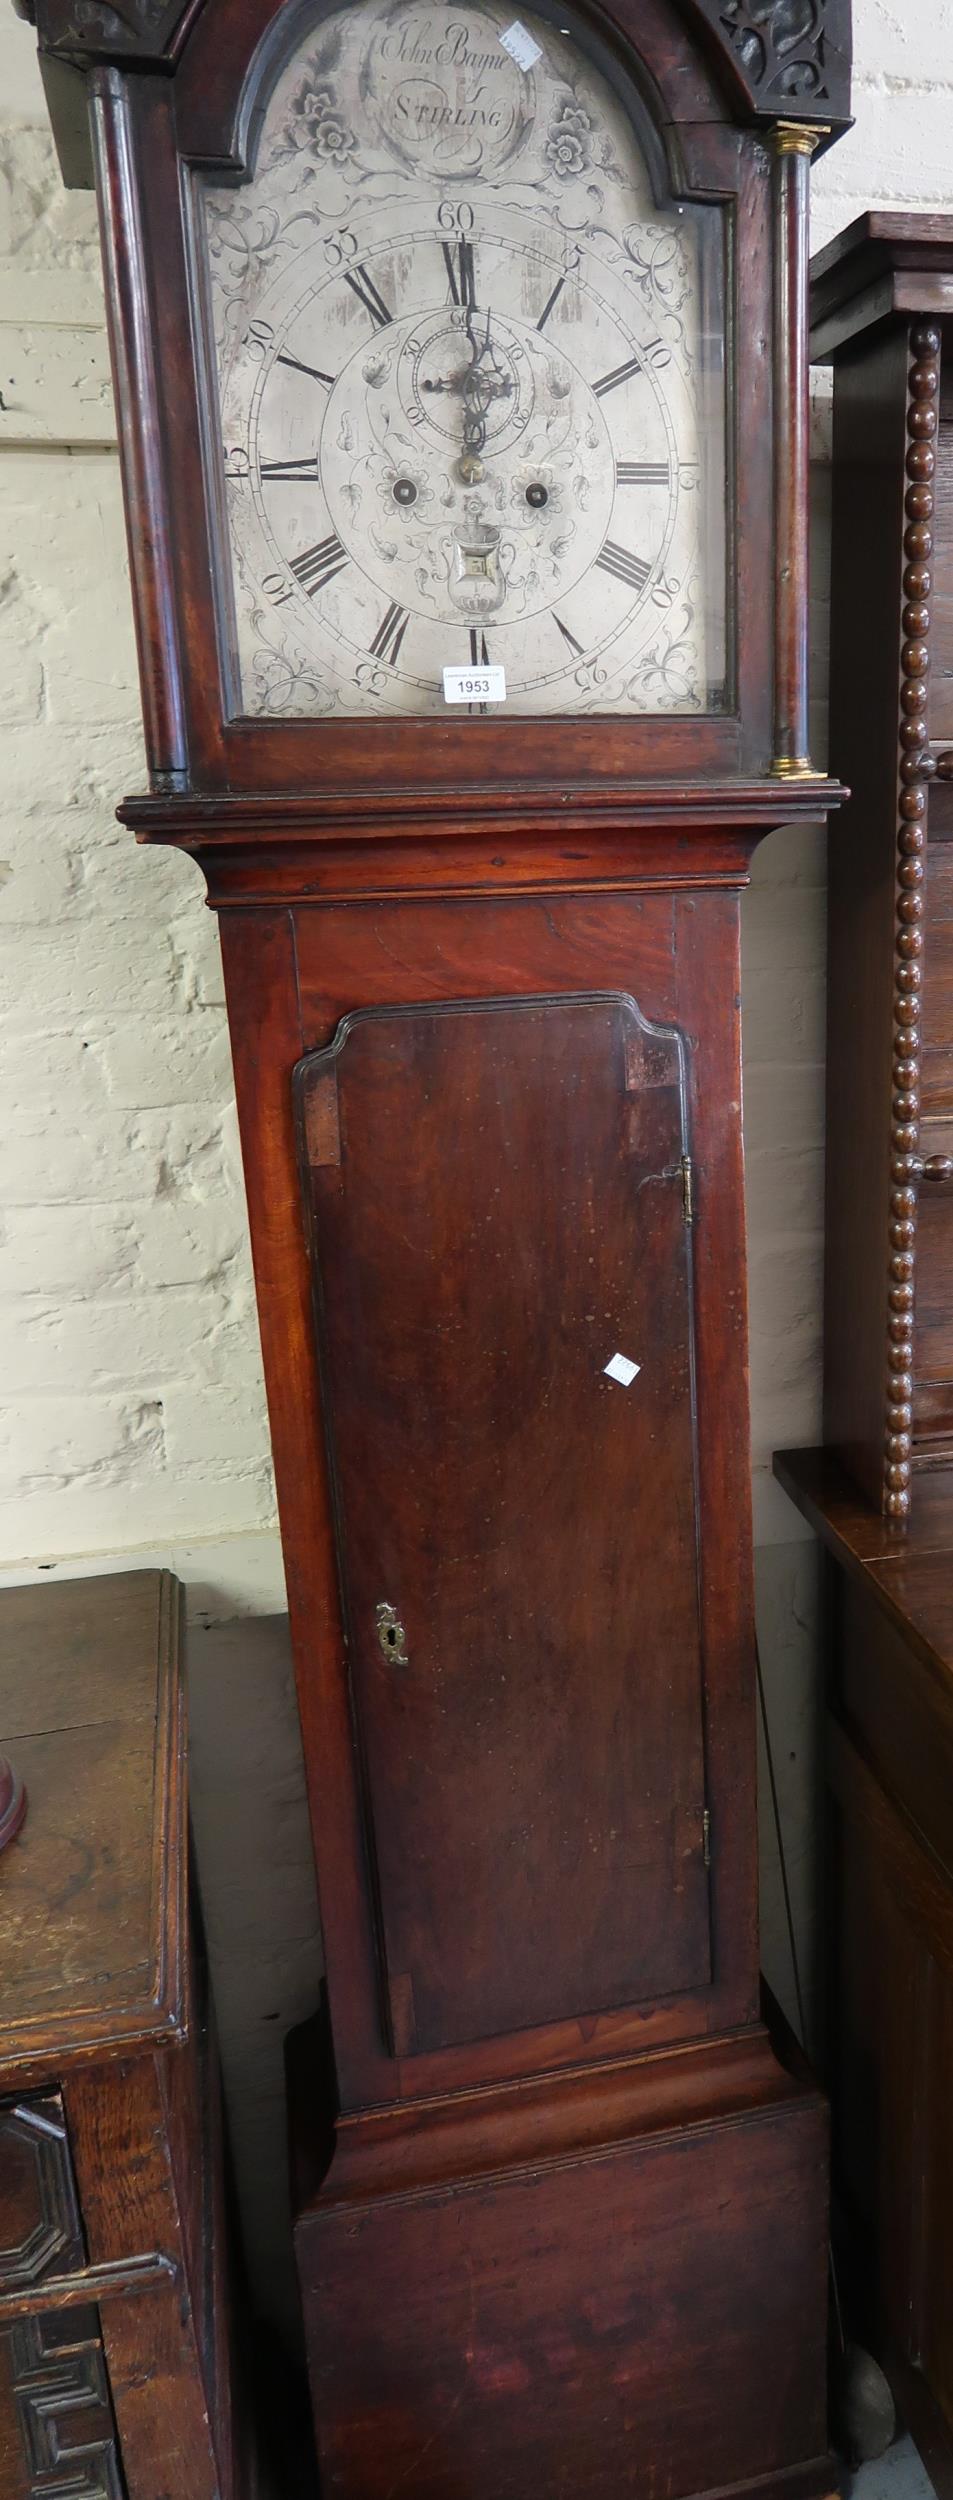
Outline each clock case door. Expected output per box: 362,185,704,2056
204,876,766,2116
295,990,710,2060
83,0,784,802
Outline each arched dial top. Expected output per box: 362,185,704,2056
200,0,728,719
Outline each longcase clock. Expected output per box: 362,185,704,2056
24,0,852,2492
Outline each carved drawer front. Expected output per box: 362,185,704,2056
0,2306,124,2500
0,2101,84,2296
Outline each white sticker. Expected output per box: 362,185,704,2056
499,18,543,67
604,1352,641,1388
443,664,507,705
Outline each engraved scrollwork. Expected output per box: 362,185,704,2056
619,585,703,711
620,227,691,341
881,320,942,1520
247,619,341,716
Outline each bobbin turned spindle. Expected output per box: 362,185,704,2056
0,1756,26,1853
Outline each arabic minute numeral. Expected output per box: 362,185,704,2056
616,461,670,486
437,195,475,306
595,542,652,594
323,227,358,270
289,534,350,596
343,264,393,329
243,319,274,358
369,601,410,666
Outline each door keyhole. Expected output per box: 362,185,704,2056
376,1601,408,1667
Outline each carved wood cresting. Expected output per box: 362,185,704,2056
703,1,844,110
11,0,186,56
883,319,942,1520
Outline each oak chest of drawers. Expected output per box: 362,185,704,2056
0,1569,258,2500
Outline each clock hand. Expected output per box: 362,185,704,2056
458,308,511,484
422,360,514,399
421,368,471,395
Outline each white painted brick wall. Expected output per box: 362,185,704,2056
0,124,277,1570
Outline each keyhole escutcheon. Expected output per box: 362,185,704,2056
376,1601,408,1667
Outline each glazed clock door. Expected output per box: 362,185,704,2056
296,991,711,2058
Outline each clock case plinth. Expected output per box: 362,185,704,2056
26,0,851,2491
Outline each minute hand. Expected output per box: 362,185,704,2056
458,310,510,482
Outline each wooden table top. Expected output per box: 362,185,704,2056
0,1572,185,2083
775,1447,953,1682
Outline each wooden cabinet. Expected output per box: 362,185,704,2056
0,1572,259,2500
778,215,953,2498
804,217,953,1516
774,1454,953,2500
0,2309,124,2500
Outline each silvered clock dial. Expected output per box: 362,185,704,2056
200,0,728,719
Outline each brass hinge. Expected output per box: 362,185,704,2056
702,1807,711,1869
682,1155,694,1225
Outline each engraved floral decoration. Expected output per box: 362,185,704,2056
622,228,690,330
286,75,356,163
507,465,565,522
205,201,283,296
250,645,338,714
373,460,436,524
623,591,703,711
545,98,593,180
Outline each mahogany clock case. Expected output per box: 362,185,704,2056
23,0,851,2496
